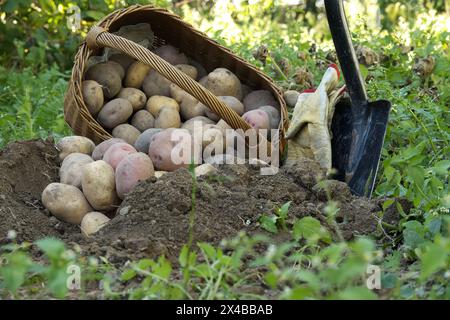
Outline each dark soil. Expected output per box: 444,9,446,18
0,139,407,264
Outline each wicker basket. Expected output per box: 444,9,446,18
64,5,288,157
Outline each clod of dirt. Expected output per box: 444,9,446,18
413,55,435,78
356,45,380,66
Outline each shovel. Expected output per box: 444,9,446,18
325,0,391,197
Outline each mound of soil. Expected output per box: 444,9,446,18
0,139,407,263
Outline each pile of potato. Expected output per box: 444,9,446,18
42,43,282,236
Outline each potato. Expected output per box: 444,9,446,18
81,160,119,211
142,70,171,97
117,88,147,111
131,110,155,132
175,64,198,79
57,136,95,161
146,96,179,117
82,80,104,116
80,212,110,237
109,53,134,71
103,142,137,170
92,138,125,161
182,116,216,132
242,109,270,132
112,124,141,145
134,128,162,153
97,98,133,129
154,45,188,65
258,105,280,129
42,183,92,224
106,60,125,80
85,62,122,99
124,61,151,88
241,83,252,98
115,152,155,199
148,128,201,171
179,93,204,120
191,124,226,157
201,96,244,121
60,153,94,188
154,107,181,129
194,163,217,177
203,68,242,100
243,90,279,111
189,60,207,80
283,90,299,108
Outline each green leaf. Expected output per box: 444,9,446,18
260,215,278,233
121,269,137,281
293,217,321,241
198,242,217,260
337,287,378,300
419,243,448,280
278,201,291,220
0,251,33,293
35,238,66,261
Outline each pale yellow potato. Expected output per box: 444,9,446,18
142,70,171,97
175,64,198,80
112,124,141,145
81,160,119,211
117,88,147,111
97,98,133,129
179,93,204,120
146,96,179,117
60,153,94,188
191,124,226,157
106,60,125,79
124,61,151,88
80,212,110,237
203,68,242,100
57,136,95,161
42,183,92,224
194,163,217,177
154,107,181,129
85,62,122,99
82,80,104,116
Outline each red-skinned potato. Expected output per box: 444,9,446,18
124,61,151,88
97,98,133,130
57,136,95,161
115,152,155,199
131,110,155,132
92,138,125,161
103,142,137,170
82,80,104,116
60,153,94,188
258,105,280,129
81,160,119,211
242,109,270,132
117,88,147,111
42,183,92,224
112,124,141,145
148,128,201,171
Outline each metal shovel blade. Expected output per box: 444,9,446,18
325,0,391,197
331,97,391,197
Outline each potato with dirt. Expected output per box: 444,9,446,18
60,153,94,188
92,138,125,161
42,183,92,224
57,136,95,161
154,107,181,129
131,110,155,132
203,68,243,100
109,53,134,71
134,128,162,153
115,152,155,199
106,60,125,79
117,88,147,111
258,105,280,129
191,124,226,156
142,70,171,97
80,212,110,237
243,90,279,111
81,160,119,211
200,96,244,121
97,98,133,129
146,96,179,117
175,64,198,80
112,124,141,145
148,128,200,171
182,116,216,132
82,80,104,116
103,142,137,170
154,45,188,65
85,62,122,99
124,61,151,88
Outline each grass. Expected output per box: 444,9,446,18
0,1,448,299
